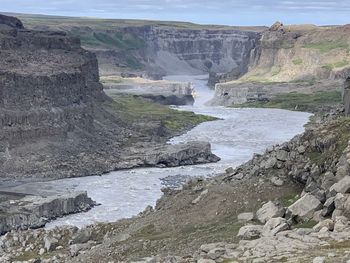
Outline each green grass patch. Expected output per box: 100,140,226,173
104,94,217,136
231,90,342,113
292,58,303,65
322,64,334,71
303,41,349,53
322,60,349,71
280,194,300,207
294,219,318,229
334,59,349,68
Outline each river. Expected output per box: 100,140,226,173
45,75,312,229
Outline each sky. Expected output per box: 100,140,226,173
1,0,350,26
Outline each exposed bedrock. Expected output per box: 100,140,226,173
0,191,95,235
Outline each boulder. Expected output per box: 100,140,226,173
330,176,350,194
192,189,209,204
288,194,322,219
237,225,263,240
313,219,334,232
44,236,59,252
276,150,288,161
264,157,277,169
321,197,335,217
262,217,290,236
256,201,285,223
270,177,284,186
237,212,254,222
72,228,93,244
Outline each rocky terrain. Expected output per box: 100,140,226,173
0,13,221,235
0,14,219,180
211,22,350,107
4,102,350,262
11,13,264,81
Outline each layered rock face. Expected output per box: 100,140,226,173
0,14,219,179
83,26,263,80
243,22,350,82
135,26,262,77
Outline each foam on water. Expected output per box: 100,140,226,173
45,75,312,229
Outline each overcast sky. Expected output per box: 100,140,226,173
1,0,350,26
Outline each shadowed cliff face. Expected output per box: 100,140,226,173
14,14,264,80
125,26,262,77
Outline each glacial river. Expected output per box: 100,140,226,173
46,75,312,228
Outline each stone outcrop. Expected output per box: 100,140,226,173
0,191,94,235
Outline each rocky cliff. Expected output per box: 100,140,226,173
14,14,264,80
211,22,350,106
243,22,350,82
0,14,219,179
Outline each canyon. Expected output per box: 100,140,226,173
1,11,350,263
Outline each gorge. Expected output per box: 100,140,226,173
1,11,350,263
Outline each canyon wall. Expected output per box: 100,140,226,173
212,22,350,106
0,14,219,179
15,14,264,80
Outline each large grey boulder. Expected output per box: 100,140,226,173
256,201,285,223
237,225,263,240
330,176,350,194
288,194,322,219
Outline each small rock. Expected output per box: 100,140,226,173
276,150,288,161
192,189,209,204
237,225,263,240
44,236,59,252
313,219,334,232
297,145,306,154
270,177,284,186
39,248,45,255
225,167,234,174
263,217,290,236
313,256,325,263
237,212,254,222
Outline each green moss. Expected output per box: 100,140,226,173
303,41,349,53
231,90,342,113
292,58,303,65
322,64,334,71
334,59,349,68
294,220,318,229
322,60,349,71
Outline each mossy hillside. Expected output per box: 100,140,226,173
303,40,350,54
231,91,342,113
